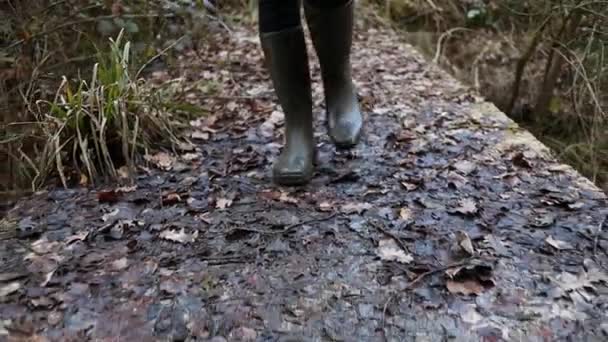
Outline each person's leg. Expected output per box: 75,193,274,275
304,0,363,148
259,0,315,185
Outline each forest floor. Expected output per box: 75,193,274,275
1,15,608,342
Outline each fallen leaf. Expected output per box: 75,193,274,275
97,190,122,204
400,181,419,191
279,192,298,204
117,165,130,179
545,235,574,250
159,228,199,244
548,164,570,172
111,257,129,271
191,130,210,140
116,185,137,193
512,151,534,168
567,202,585,210
377,239,413,264
399,207,412,221
66,231,89,244
555,270,608,292
181,152,201,161
531,212,556,228
162,192,182,206
41,270,55,287
452,160,476,175
446,279,484,296
216,198,233,209
319,201,333,212
177,142,196,151
229,327,257,341
452,198,478,216
445,262,494,296
461,305,484,324
341,202,372,214
0,282,21,298
456,231,475,255
145,152,175,170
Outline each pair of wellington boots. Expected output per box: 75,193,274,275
260,0,363,186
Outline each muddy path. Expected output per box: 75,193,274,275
1,18,608,342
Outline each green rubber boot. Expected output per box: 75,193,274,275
305,0,363,149
261,27,315,185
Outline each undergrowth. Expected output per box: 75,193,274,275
3,31,193,191
1,0,219,194
366,0,608,191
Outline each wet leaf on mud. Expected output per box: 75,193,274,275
452,160,476,175
160,228,198,244
399,207,413,221
446,279,484,296
341,202,372,215
530,212,556,228
215,198,233,209
162,192,183,206
97,190,123,204
111,257,129,271
0,282,21,298
445,263,494,295
377,239,413,264
545,235,573,251
451,198,478,216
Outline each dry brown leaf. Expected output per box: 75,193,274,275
117,165,130,179
318,201,333,212
159,228,199,244
278,192,298,204
162,192,182,206
446,279,484,296
456,231,475,255
377,239,413,264
145,152,175,171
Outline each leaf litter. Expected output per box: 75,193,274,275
0,12,607,342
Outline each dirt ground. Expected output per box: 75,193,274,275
1,16,608,342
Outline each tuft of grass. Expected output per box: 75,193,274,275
4,30,193,191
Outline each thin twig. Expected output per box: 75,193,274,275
381,259,474,329
273,213,338,235
368,219,410,253
135,35,187,80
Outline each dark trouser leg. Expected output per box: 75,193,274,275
304,0,363,148
259,0,315,185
